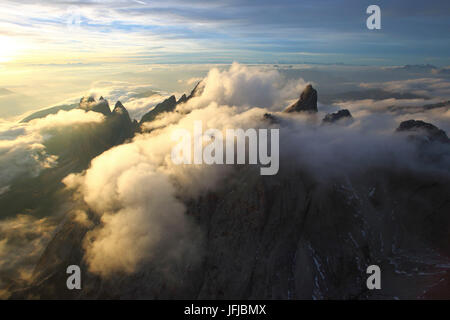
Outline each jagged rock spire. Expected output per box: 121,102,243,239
284,84,318,113
177,94,187,104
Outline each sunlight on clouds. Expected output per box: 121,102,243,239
0,0,447,66
0,36,26,62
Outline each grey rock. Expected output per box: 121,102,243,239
285,84,318,113
140,95,177,124
322,109,353,124
396,120,449,143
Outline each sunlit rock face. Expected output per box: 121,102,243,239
285,84,318,113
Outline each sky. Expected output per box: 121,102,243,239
0,0,449,119
0,0,449,66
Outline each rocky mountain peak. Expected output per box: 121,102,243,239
322,109,353,124
139,95,178,124
114,100,125,110
79,96,111,116
396,119,449,143
80,96,96,104
187,81,204,101
177,94,187,104
284,84,318,113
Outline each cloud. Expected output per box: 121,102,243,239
178,62,307,112
360,78,450,98
394,107,450,133
60,63,450,280
333,97,450,132
85,81,172,120
0,214,56,299
432,66,450,76
0,109,104,190
179,77,203,86
278,114,448,182
63,102,267,277
64,63,299,277
1,0,450,66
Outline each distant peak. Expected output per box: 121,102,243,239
396,119,449,143
113,101,130,116
186,81,204,101
79,95,111,116
322,109,353,125
177,94,187,104
115,101,125,109
80,96,96,104
139,95,178,124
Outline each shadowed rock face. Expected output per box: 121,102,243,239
284,84,318,113
79,96,111,116
12,162,450,300
109,101,135,145
322,109,353,124
140,95,177,124
177,94,187,104
139,82,204,126
4,83,450,300
9,107,450,300
263,113,280,124
397,120,449,143
186,81,204,101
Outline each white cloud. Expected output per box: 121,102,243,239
178,62,307,112
0,214,56,299
360,78,450,98
61,63,450,279
0,109,104,190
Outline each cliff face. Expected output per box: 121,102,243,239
14,157,450,299
6,87,450,300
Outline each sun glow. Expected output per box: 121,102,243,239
0,36,26,62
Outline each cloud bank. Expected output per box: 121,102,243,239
0,215,56,299
62,63,450,279
0,109,104,191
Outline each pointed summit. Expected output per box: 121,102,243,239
80,96,96,104
79,95,111,116
186,81,204,101
140,95,177,124
177,94,187,104
114,100,125,110
284,84,318,113
112,100,131,122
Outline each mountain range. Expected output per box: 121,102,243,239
2,83,450,299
